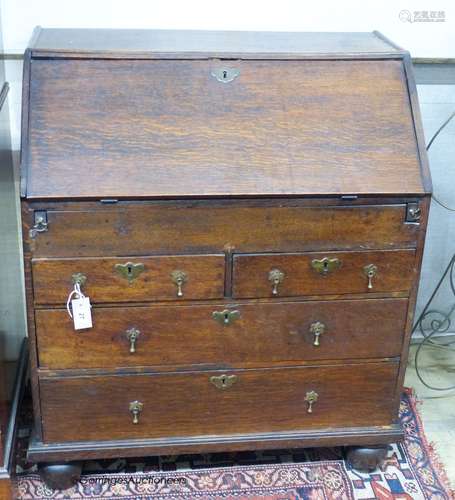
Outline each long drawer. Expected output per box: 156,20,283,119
25,202,419,258
40,361,399,443
32,254,225,304
233,250,415,298
36,298,407,369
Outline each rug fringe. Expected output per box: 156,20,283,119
404,386,455,498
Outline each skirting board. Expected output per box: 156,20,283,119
0,339,28,498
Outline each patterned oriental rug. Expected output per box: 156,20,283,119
16,389,454,499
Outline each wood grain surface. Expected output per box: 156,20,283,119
35,298,408,369
25,59,422,198
20,30,430,461
23,201,419,258
40,362,399,442
233,249,416,298
32,255,225,304
29,29,399,56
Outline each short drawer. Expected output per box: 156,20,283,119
32,255,225,304
232,250,415,298
36,298,407,369
40,361,399,443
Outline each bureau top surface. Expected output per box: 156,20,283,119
22,29,429,199
30,29,400,58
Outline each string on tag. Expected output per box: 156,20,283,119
66,283,85,319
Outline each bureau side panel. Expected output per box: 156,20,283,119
393,195,431,410
21,201,43,439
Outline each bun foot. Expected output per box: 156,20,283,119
346,445,388,472
38,462,83,490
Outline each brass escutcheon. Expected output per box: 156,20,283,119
129,400,143,424
126,327,141,354
171,270,187,298
309,321,326,347
211,67,240,83
72,273,87,287
210,374,238,389
363,264,378,290
304,390,319,413
114,262,145,283
311,257,341,275
212,309,240,326
268,269,285,295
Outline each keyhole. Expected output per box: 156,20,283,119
323,261,329,271
127,264,133,277
223,70,228,79
224,312,230,324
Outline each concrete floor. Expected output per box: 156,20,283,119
405,340,455,487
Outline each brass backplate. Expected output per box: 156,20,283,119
212,309,240,326
309,321,325,346
210,374,238,389
114,262,145,283
171,270,188,297
211,68,240,83
311,257,341,275
72,272,87,287
304,390,319,413
129,400,143,424
126,327,141,354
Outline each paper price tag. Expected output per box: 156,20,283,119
71,296,93,330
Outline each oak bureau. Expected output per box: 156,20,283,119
20,28,431,489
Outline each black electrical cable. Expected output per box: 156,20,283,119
413,110,455,390
414,257,455,391
426,110,455,211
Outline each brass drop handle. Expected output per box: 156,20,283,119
304,391,318,413
268,269,285,296
126,327,140,354
309,321,325,347
210,374,238,389
129,400,143,424
363,264,378,290
171,270,187,297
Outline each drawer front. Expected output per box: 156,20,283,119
32,255,225,304
36,298,407,369
40,362,399,442
233,250,415,298
24,202,419,258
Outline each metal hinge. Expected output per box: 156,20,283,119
29,210,48,239
405,202,421,223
